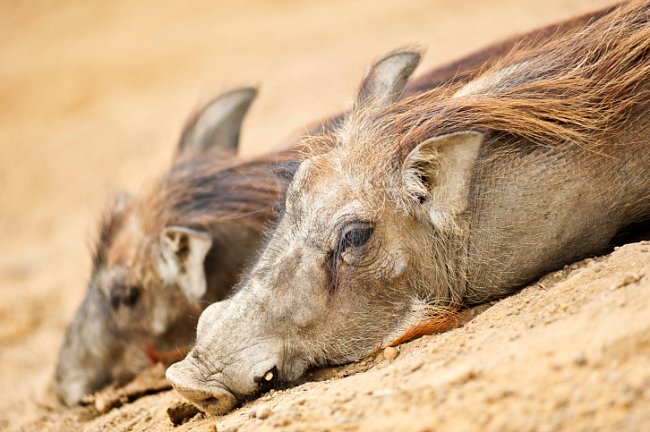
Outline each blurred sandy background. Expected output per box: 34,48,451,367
0,0,616,428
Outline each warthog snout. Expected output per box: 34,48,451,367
166,352,280,415
166,360,238,414
166,300,286,414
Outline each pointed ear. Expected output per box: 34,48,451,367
157,227,212,303
403,131,483,223
355,50,421,110
178,87,257,155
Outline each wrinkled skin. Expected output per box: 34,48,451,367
166,51,473,414
168,7,650,415
166,151,458,413
54,88,267,406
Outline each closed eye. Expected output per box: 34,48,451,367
341,224,374,249
326,221,374,294
110,283,141,309
333,221,374,261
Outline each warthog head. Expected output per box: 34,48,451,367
54,88,259,406
167,51,483,414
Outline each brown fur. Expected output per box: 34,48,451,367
404,5,615,96
394,1,649,157
92,147,300,298
307,4,613,137
302,0,650,183
137,149,296,247
387,307,462,347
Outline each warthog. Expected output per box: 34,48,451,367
54,88,299,406
167,1,650,415
55,3,610,406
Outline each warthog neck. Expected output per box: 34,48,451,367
464,116,650,303
202,223,263,303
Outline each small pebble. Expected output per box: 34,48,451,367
383,346,399,360
94,394,113,414
410,361,424,372
621,274,641,286
256,405,273,420
572,351,587,366
274,418,292,427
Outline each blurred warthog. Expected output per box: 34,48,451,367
54,88,299,406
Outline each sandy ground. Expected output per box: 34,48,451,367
4,0,648,431
19,241,650,432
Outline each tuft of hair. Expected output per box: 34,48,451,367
385,0,650,157
387,302,463,347
137,147,300,237
325,0,649,189
91,193,132,270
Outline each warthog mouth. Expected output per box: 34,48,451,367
187,386,237,415
166,362,238,415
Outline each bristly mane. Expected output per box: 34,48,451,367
388,0,650,157
402,5,616,97
320,0,649,167
139,148,299,234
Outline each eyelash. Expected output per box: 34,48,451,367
331,224,374,266
342,226,374,248
326,222,375,294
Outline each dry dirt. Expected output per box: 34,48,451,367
2,0,647,431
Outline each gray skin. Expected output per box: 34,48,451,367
54,88,264,406
167,45,650,415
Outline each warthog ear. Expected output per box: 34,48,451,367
403,131,483,224
179,87,257,154
158,227,213,303
355,50,421,110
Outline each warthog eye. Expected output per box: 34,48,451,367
339,222,374,251
109,283,141,309
343,226,373,248
327,222,375,292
